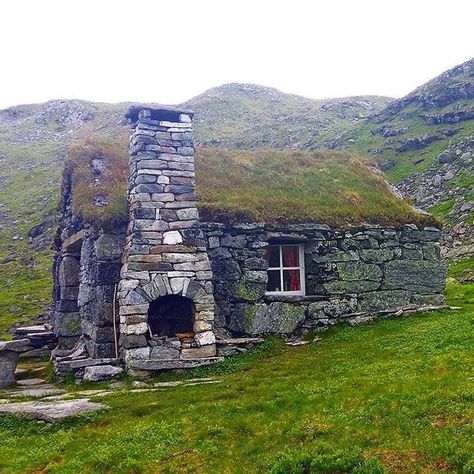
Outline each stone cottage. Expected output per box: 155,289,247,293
51,106,447,376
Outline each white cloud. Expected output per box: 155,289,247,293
0,0,472,108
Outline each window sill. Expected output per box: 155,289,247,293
264,294,327,303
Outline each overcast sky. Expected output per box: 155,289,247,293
1,0,473,109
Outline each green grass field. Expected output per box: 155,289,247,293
0,273,473,473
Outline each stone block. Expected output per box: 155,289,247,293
235,273,266,302
83,365,123,382
119,304,149,316
228,303,305,335
135,207,156,219
125,347,151,361
308,297,357,320
358,290,412,312
221,234,247,248
314,249,359,263
121,334,147,349
0,351,19,388
95,234,125,260
181,344,216,359
323,280,380,295
150,345,180,359
336,261,382,281
123,290,148,305
193,320,213,332
422,244,441,260
57,299,79,312
176,208,199,220
163,230,183,244
195,331,216,346
411,293,445,306
59,256,80,287
96,261,122,285
60,286,79,301
211,257,241,281
383,260,446,293
54,312,81,337
359,248,394,263
402,246,424,260
136,160,168,170
135,184,165,194
135,174,157,184
134,219,169,232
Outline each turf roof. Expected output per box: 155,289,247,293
65,137,438,229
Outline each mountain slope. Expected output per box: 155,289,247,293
330,59,474,258
184,83,392,148
337,58,474,182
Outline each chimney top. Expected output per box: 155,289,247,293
125,105,194,124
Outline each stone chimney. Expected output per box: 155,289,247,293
118,106,216,370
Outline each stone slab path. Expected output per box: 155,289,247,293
0,376,220,421
0,399,108,422
17,378,45,386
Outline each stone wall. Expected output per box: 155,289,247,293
117,107,217,368
202,222,446,336
52,163,125,357
53,227,125,357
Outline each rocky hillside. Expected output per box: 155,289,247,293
331,58,474,259
183,83,392,148
397,133,474,260
337,58,474,182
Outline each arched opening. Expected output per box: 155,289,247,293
148,295,194,338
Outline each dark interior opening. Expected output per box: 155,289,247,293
148,295,194,337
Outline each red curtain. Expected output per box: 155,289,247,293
282,246,300,291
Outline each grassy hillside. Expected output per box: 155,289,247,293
184,83,392,149
0,276,472,473
337,58,474,182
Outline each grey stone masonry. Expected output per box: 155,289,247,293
118,107,216,366
201,222,447,336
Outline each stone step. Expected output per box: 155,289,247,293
55,358,120,372
215,337,264,357
128,357,224,371
216,337,264,346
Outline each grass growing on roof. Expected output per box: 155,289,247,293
65,137,129,227
196,148,438,227
67,137,438,228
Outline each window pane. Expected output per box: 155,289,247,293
283,270,301,292
282,245,299,267
267,270,281,292
265,245,280,267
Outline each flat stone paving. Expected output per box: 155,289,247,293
0,399,108,422
0,376,220,421
17,378,45,386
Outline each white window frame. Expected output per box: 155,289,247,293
265,244,305,296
